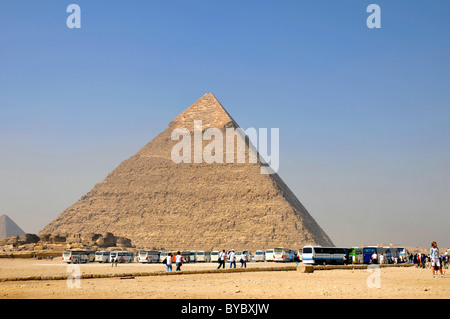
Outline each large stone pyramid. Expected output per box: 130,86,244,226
0,214,25,239
40,93,334,250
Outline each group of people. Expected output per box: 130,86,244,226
216,249,248,269
163,251,184,272
370,252,402,264
413,242,447,278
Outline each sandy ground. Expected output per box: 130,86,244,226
0,259,448,299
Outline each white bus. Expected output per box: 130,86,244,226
137,250,160,263
211,251,220,262
95,251,111,263
196,251,211,262
187,251,196,263
110,251,134,263
302,246,348,265
265,249,275,261
273,247,291,262
62,249,91,263
254,250,265,262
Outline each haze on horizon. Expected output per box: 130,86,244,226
0,1,449,249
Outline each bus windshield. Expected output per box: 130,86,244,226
274,248,283,253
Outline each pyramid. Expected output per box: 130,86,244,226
0,214,25,239
40,93,334,250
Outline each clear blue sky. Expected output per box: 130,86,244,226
1,1,449,248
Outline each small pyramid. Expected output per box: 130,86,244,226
40,93,334,250
0,214,25,239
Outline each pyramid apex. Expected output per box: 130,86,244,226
169,93,239,130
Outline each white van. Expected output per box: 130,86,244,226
196,251,211,262
254,250,265,262
137,250,160,263
110,251,134,263
62,249,91,263
210,251,220,262
95,251,111,263
265,249,275,262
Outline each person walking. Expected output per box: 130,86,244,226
229,249,236,268
430,242,444,278
165,253,173,272
240,251,248,268
371,252,378,264
175,251,183,271
217,249,226,269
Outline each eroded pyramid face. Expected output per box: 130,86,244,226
39,93,333,250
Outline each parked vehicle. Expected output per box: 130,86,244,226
95,251,111,263
211,250,220,262
110,251,134,263
302,246,348,265
62,249,92,263
196,251,211,262
254,250,265,262
137,250,160,263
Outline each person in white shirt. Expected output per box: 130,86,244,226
166,253,172,272
229,249,236,268
217,250,226,269
240,251,248,268
430,241,444,278
371,252,378,264
175,251,183,271
379,254,384,264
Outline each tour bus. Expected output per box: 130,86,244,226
273,247,291,262
137,250,160,263
95,251,111,263
196,251,211,262
398,248,407,263
188,251,196,263
62,249,91,263
254,250,265,262
362,246,378,264
211,251,220,262
302,246,348,265
349,247,364,264
110,251,134,263
265,249,275,261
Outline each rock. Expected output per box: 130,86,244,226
297,264,314,273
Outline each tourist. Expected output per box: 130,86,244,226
217,250,226,269
379,254,384,264
371,252,378,264
166,252,173,272
175,251,183,271
430,241,444,278
420,254,425,269
240,251,247,268
229,249,236,268
112,256,118,267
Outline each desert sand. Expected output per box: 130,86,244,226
0,259,448,299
